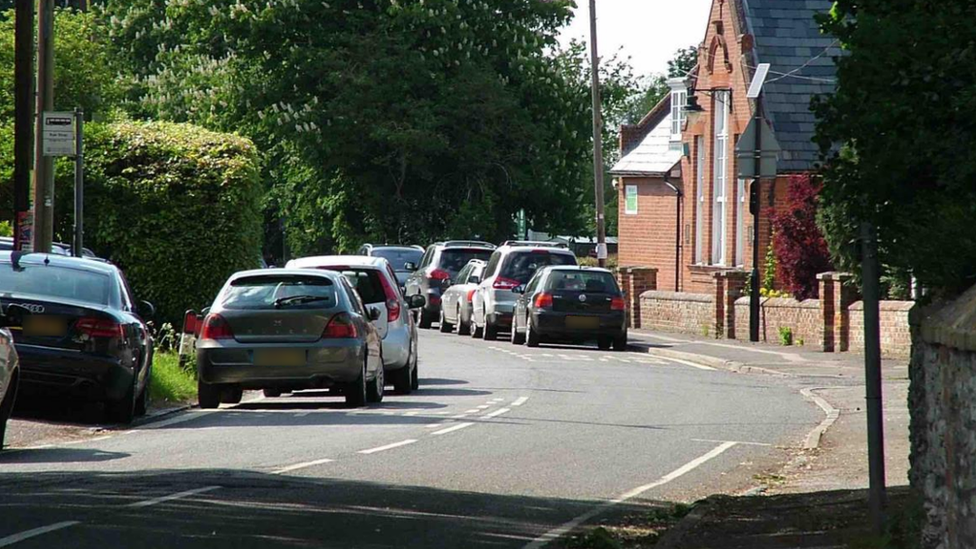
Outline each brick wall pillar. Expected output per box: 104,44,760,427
818,272,855,352
618,267,657,329
713,270,748,339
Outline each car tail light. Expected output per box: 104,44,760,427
182,310,202,335
76,317,124,338
466,289,476,302
375,270,402,322
430,268,451,281
611,296,626,311
534,292,553,309
493,277,520,290
200,314,234,340
323,313,358,339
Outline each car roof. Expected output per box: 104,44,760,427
286,255,390,270
433,240,496,250
229,268,344,282
544,265,612,274
367,245,423,252
500,246,575,255
0,251,118,275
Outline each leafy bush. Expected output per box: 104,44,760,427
778,326,794,346
770,175,833,300
80,121,262,325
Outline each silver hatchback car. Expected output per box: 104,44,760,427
196,269,385,408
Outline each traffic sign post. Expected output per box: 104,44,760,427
38,110,85,256
42,112,75,157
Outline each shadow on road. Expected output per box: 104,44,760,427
415,378,470,386
0,469,657,549
0,447,130,464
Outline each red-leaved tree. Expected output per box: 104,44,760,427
769,174,834,300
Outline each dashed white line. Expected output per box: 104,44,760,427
404,411,419,416
476,405,491,409
667,357,718,371
523,442,738,549
0,521,81,547
358,439,418,454
464,409,480,414
127,486,220,509
512,397,529,407
431,422,474,436
272,458,334,475
482,408,510,419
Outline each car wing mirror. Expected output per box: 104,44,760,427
408,295,426,309
367,307,382,322
404,262,417,271
138,300,156,318
469,276,481,284
513,285,525,294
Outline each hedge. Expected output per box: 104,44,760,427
76,121,262,325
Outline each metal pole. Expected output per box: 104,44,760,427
588,0,607,268
73,109,84,257
861,221,886,533
13,0,34,251
31,0,55,254
749,93,763,342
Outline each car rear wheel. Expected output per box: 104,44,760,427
134,375,150,417
263,388,282,398
223,386,244,404
367,364,384,403
0,371,17,450
612,335,628,352
457,306,471,336
483,318,498,341
106,378,137,424
511,321,526,345
526,322,540,348
410,359,419,391
345,362,368,408
198,381,221,409
597,337,612,351
419,307,434,329
438,309,453,333
471,317,483,339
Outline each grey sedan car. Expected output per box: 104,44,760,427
196,269,385,408
0,325,19,450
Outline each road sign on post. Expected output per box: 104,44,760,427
42,112,76,156
743,63,772,345
735,118,780,179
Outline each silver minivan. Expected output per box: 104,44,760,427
471,242,577,340
287,256,425,394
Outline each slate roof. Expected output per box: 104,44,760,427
610,95,682,177
740,0,840,172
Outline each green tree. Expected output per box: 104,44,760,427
667,45,698,78
814,0,976,296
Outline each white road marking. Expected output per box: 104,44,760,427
358,439,418,454
522,442,738,549
426,422,447,428
452,414,470,419
599,358,609,362
489,398,504,403
482,408,510,419
0,521,81,547
666,357,717,371
691,438,771,447
127,486,220,509
272,458,334,475
430,422,474,436
404,411,419,416
464,409,480,414
476,405,491,409
511,397,529,407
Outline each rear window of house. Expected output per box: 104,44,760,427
0,264,112,305
501,252,577,284
222,276,337,310
438,249,494,273
545,271,619,292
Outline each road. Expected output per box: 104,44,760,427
0,330,820,548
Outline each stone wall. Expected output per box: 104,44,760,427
639,291,715,337
733,297,820,346
849,301,915,357
910,287,976,548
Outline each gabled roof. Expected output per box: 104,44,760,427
740,0,840,172
610,94,682,177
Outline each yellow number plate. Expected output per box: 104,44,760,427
254,349,306,367
565,316,599,330
23,316,66,337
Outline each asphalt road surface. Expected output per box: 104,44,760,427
0,330,820,548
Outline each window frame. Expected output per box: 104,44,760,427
670,90,687,139
695,136,705,264
624,184,639,215
711,90,730,266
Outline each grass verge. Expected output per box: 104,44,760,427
149,352,197,407
553,503,695,549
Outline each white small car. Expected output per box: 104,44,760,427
0,326,20,450
287,256,425,394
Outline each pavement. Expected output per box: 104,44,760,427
622,329,913,548
0,328,825,548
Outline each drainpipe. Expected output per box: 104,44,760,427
663,177,682,292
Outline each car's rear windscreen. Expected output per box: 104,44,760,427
501,252,577,284
371,249,423,272
545,271,619,292
222,275,337,310
0,263,112,305
335,269,386,304
438,249,494,273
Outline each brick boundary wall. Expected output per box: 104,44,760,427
637,270,914,357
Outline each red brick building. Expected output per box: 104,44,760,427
612,0,839,294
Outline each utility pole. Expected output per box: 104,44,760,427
32,0,55,254
588,0,607,268
73,109,84,257
13,0,34,251
745,64,771,343
861,221,887,534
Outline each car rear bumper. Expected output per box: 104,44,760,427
197,339,366,388
532,311,627,339
17,345,134,401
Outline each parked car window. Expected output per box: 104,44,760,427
546,270,619,292
456,263,473,284
0,263,113,305
118,272,138,312
335,269,386,305
371,248,423,272
484,251,502,278
419,247,434,268
525,270,545,294
438,249,493,273
221,275,337,310
340,276,366,315
500,252,577,284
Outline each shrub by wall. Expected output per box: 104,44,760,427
81,121,262,325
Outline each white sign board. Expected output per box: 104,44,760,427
747,63,771,99
42,112,76,157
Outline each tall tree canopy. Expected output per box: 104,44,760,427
814,0,976,296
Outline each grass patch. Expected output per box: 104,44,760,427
149,352,197,406
555,503,697,549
